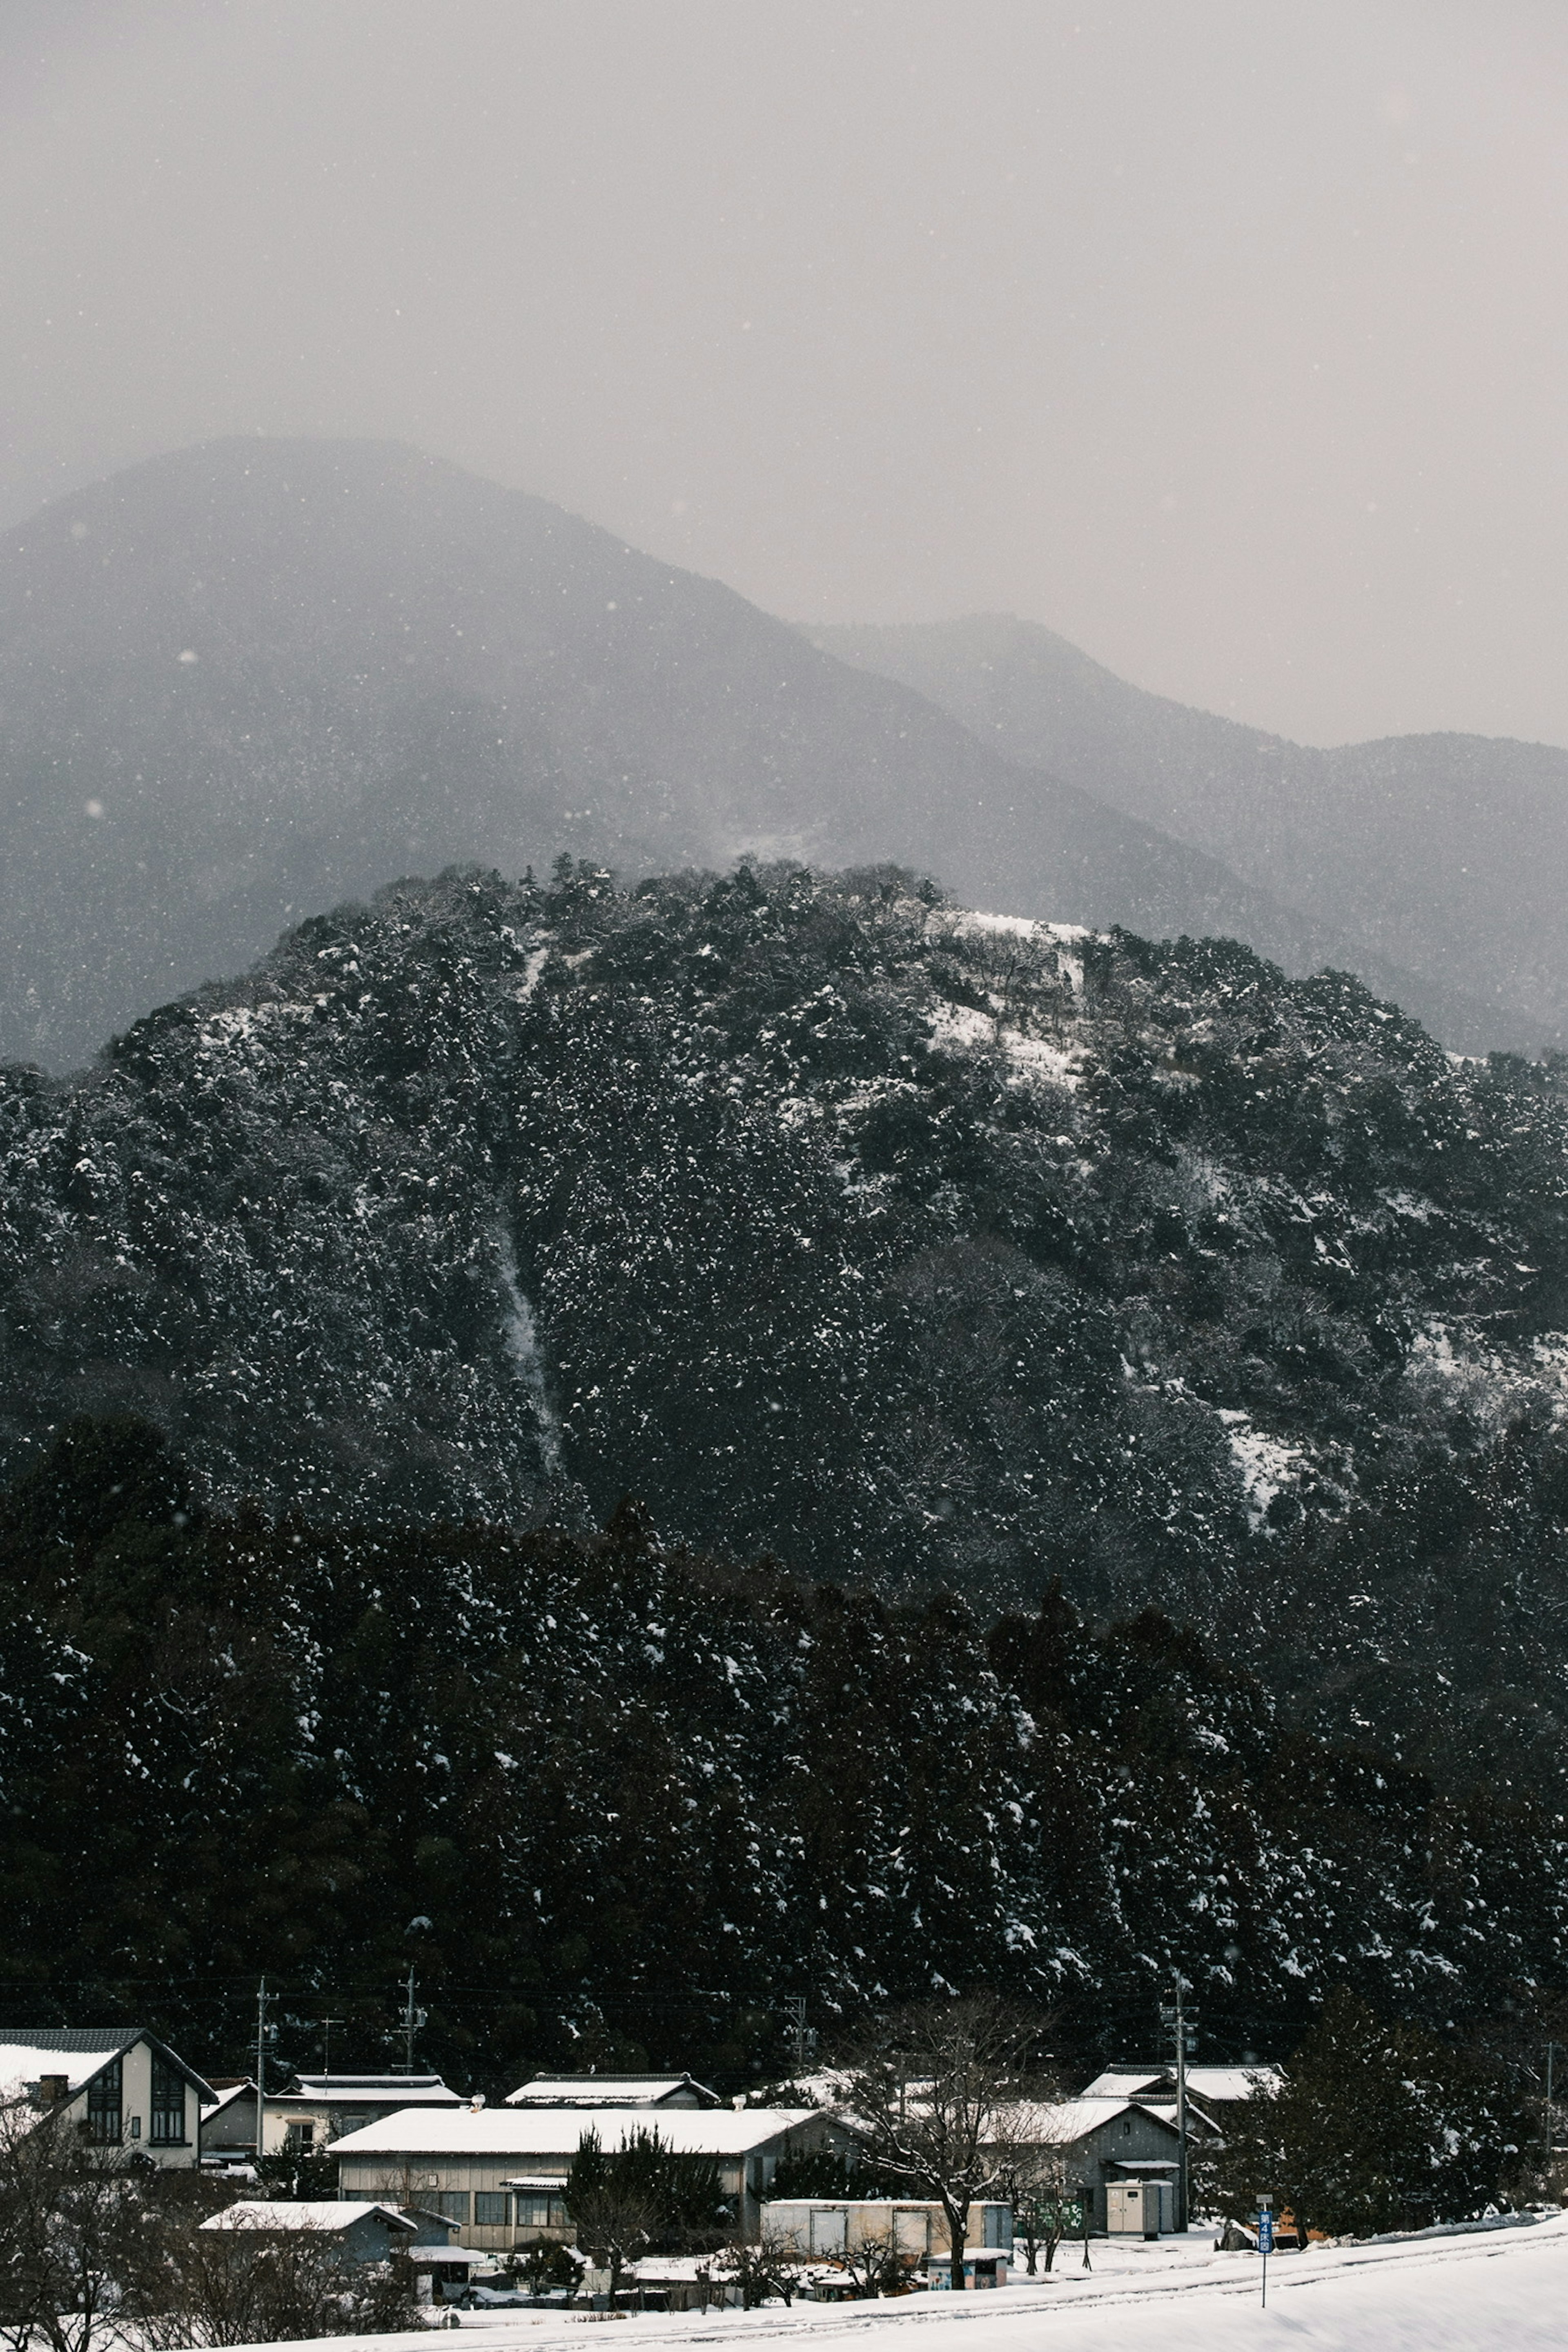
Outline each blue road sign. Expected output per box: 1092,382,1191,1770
1257,2212,1273,2252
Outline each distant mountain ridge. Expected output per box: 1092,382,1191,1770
0,436,1482,1068
810,615,1568,1051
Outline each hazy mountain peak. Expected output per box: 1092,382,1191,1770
0,437,1528,1069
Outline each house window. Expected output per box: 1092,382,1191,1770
86,2058,122,2144
150,2054,186,2145
983,2205,1012,2248
514,2195,566,2228
427,2192,470,2224
474,2193,509,2226
285,2122,316,2150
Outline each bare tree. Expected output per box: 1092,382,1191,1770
989,2110,1082,2274
126,2210,413,2347
832,2234,919,2299
840,1996,1040,2292
715,2232,809,2309
0,2097,145,2352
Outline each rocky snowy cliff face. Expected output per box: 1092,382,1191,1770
7,861,1568,1781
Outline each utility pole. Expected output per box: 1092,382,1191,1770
320,2017,344,2076
782,1996,815,2078
401,1970,426,2074
1159,1975,1199,2232
1546,2042,1559,2179
254,1978,272,2163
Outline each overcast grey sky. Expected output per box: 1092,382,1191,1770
3,0,1566,747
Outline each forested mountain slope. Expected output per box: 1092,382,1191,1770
4,1418,1564,2085
4,860,1568,1785
0,437,1431,1067
812,615,1568,1050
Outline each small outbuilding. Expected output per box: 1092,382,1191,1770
199,2078,260,2165
1009,2096,1213,2235
198,2201,419,2265
764,2197,1012,2261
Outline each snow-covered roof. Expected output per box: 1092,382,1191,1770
1138,2099,1222,2137
1185,2066,1283,2101
201,2081,257,2120
1017,2096,1177,2143
0,2028,213,2105
200,2202,414,2234
764,2069,852,2110
1080,2065,1281,2103
281,2073,460,2105
0,2036,129,2102
332,2105,822,2160
505,2072,719,2108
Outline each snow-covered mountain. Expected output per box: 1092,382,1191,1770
0,437,1462,1069
5,858,1568,1787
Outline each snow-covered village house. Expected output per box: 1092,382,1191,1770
258,2069,462,2157
1019,2093,1225,2236
0,2027,213,2169
197,2069,463,2165
331,2097,858,2259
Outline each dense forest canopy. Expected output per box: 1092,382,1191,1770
0,1417,1564,2093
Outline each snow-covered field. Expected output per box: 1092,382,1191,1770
215,2213,1568,2352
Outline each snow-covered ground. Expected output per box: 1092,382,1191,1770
211,2212,1568,2352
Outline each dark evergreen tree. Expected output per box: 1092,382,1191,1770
1204,1990,1527,2236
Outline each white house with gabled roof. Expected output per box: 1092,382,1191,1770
0,2027,213,2169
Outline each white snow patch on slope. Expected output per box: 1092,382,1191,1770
928,1004,1082,1089
951,911,1043,940
929,1004,995,1052
512,945,550,1003
196,999,314,1060
1407,1321,1568,1437
496,1226,562,1476
938,910,1096,995
1215,1409,1305,1529
1001,1032,1082,1087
